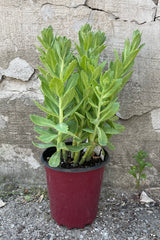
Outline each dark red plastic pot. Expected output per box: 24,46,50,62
41,147,109,229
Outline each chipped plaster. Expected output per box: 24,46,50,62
0,144,41,169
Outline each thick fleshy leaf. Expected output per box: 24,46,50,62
33,100,58,118
67,119,78,134
88,98,98,109
34,126,55,135
32,142,56,149
121,71,133,87
61,88,75,109
38,67,48,78
63,59,77,82
40,80,59,107
123,49,139,73
49,77,64,97
131,30,142,51
55,123,68,133
83,128,94,133
30,115,56,128
97,127,108,146
65,73,79,92
49,151,61,167
103,127,120,135
112,123,125,132
64,100,83,118
103,79,122,99
114,59,123,79
44,96,59,115
80,70,89,88
100,102,119,122
75,112,85,120
36,133,57,143
86,112,98,125
107,141,115,150
66,143,91,152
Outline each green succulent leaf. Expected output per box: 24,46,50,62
65,73,79,92
55,123,68,133
123,49,139,73
107,140,115,150
36,133,57,143
100,102,120,123
61,88,75,109
49,151,61,167
32,142,56,149
30,115,57,128
49,77,64,97
67,119,78,134
34,126,55,135
63,59,77,82
97,127,108,146
64,100,83,118
33,100,58,118
83,128,94,133
66,143,91,152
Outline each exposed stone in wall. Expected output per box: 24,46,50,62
151,108,160,132
0,74,42,100
0,58,34,81
0,0,160,188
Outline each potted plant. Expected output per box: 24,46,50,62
30,24,144,228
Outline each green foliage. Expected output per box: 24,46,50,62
30,24,144,167
128,150,152,193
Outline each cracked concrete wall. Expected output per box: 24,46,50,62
0,0,160,189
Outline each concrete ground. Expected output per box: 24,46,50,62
0,182,160,240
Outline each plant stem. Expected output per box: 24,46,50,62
73,151,80,166
79,95,102,165
62,149,67,162
136,178,140,193
57,97,63,146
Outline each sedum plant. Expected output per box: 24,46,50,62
129,150,152,193
30,24,144,167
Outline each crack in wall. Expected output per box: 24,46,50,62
41,1,158,25
153,0,160,20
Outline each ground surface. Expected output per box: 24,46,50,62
0,183,160,240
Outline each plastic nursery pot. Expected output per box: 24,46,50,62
41,146,109,229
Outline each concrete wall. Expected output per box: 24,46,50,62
0,0,160,189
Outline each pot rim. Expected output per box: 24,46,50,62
41,146,110,173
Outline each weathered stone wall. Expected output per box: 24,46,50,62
0,0,160,189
